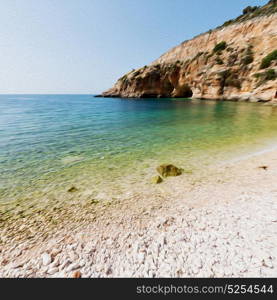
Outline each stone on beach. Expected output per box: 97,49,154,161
41,253,52,266
73,271,82,278
157,164,182,178
259,166,268,170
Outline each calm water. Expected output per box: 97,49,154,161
1,94,277,203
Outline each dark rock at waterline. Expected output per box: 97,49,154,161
157,164,183,178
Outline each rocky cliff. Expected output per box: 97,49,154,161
102,1,277,102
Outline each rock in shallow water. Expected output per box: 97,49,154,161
151,176,163,184
157,164,182,178
68,186,78,193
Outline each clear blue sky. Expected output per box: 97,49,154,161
0,0,268,94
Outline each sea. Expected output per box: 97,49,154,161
1,94,277,204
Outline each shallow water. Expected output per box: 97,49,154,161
1,94,277,203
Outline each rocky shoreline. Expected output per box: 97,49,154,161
1,146,277,278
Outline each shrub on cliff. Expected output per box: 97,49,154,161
213,42,227,53
254,69,277,86
260,50,277,69
219,1,276,30
215,57,224,65
222,20,233,27
243,6,258,15
241,46,254,65
241,55,253,65
264,69,277,80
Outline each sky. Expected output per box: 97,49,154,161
0,0,268,94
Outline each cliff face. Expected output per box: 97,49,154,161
102,2,277,102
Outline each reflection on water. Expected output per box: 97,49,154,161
1,95,277,203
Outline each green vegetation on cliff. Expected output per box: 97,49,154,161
254,69,277,86
219,0,276,29
241,45,254,66
260,50,277,69
213,42,227,53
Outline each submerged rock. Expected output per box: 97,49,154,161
151,176,163,184
157,164,182,178
61,156,84,165
68,186,78,193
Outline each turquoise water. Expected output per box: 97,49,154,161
1,94,277,203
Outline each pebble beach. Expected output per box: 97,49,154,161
1,146,277,278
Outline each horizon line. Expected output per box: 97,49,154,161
0,93,98,95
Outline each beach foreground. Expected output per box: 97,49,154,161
1,145,277,278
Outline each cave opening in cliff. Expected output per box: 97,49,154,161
183,87,193,98
177,84,193,98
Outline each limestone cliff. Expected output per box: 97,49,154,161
102,1,277,102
